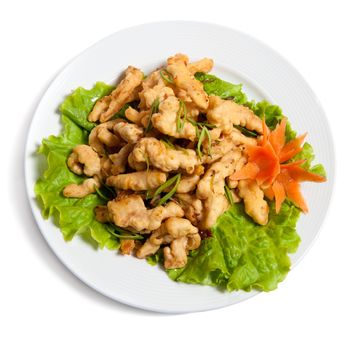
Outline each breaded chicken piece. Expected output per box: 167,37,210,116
113,121,143,144
143,83,174,110
166,54,209,110
67,145,100,177
176,174,201,193
120,239,136,255
203,129,256,164
135,239,161,259
130,137,199,174
106,170,167,191
161,218,200,268
137,218,200,267
151,96,197,141
99,156,113,179
238,179,269,225
175,194,203,226
139,70,174,109
88,120,123,155
197,150,242,229
125,107,149,126
200,194,230,230
94,205,110,223
63,177,99,198
127,151,147,171
171,87,200,119
109,144,134,175
188,58,214,74
153,217,198,240
226,155,247,188
88,66,143,122
207,96,263,134
107,194,184,232
163,237,189,269
197,149,242,199
175,166,204,194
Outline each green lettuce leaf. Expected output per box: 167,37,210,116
292,142,326,177
245,100,296,141
196,73,326,176
35,83,119,250
60,82,114,131
168,201,300,292
34,74,325,293
195,72,247,104
195,73,296,141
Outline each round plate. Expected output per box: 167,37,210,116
25,21,334,313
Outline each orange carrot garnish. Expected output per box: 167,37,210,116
233,117,326,213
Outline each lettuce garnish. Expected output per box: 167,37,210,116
34,75,325,292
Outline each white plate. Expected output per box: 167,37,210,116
25,21,334,313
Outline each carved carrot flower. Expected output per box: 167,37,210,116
231,118,326,213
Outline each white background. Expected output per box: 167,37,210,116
1,0,348,349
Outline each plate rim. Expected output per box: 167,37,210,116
24,20,335,313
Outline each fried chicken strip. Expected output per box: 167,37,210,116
166,54,209,110
175,193,203,226
151,96,197,141
88,120,123,155
107,194,184,232
130,137,199,174
109,144,134,175
237,179,269,225
188,58,214,74
106,170,167,191
88,66,143,122
113,121,143,144
63,177,99,198
137,217,200,268
197,149,243,229
67,145,100,177
207,96,263,134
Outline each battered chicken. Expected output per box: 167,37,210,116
197,149,243,199
167,54,209,110
175,165,204,194
100,156,113,179
226,155,247,189
137,217,200,268
62,53,278,270
151,96,197,141
88,66,143,122
125,107,149,126
203,129,256,164
162,218,200,268
175,194,204,226
63,177,99,198
176,174,201,194
207,96,263,134
238,179,269,225
163,237,188,269
188,57,214,74
197,150,243,229
94,205,110,223
138,70,173,110
120,239,136,255
113,121,144,144
67,145,100,177
88,120,122,155
109,144,134,175
106,170,167,191
107,194,184,232
130,137,199,174
200,194,230,230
